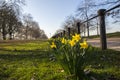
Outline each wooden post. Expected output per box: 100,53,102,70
57,34,59,38
84,24,86,37
68,28,70,38
98,9,107,50
56,34,58,38
87,21,89,37
77,22,80,34
59,33,61,37
63,30,65,37
60,32,62,37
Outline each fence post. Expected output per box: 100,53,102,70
68,27,70,38
77,22,80,34
56,34,58,38
60,32,63,37
87,21,89,37
84,24,86,37
63,30,65,37
98,9,107,50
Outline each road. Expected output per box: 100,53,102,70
87,38,120,51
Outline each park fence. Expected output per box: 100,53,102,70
52,4,120,50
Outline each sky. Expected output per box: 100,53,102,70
22,0,80,38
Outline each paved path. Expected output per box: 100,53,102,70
87,38,120,51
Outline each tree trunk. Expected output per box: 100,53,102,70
12,33,15,40
96,18,99,36
26,26,28,39
2,22,7,40
97,26,99,36
9,32,12,40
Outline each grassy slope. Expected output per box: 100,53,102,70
88,32,120,39
106,32,120,38
84,47,120,80
0,40,120,80
0,40,66,80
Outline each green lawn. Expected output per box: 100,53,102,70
0,40,66,80
84,48,120,80
0,40,120,80
87,31,120,39
106,32,120,38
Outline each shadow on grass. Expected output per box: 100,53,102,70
0,47,120,80
0,48,50,61
83,48,120,80
0,49,67,80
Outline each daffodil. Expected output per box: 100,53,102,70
72,33,81,42
80,41,88,49
61,38,67,44
69,40,76,47
50,42,56,48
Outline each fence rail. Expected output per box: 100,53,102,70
81,4,120,24
52,4,120,50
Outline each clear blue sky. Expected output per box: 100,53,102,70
23,0,80,38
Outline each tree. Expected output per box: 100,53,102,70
93,0,120,23
0,0,25,40
0,3,9,40
0,0,48,40
76,0,120,37
39,30,48,39
62,16,82,36
23,14,33,39
22,15,48,39
76,0,96,37
30,21,41,39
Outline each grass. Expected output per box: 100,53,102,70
84,48,120,80
87,31,120,39
0,40,66,80
106,32,120,38
0,40,120,80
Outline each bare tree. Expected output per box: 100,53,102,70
76,0,97,37
23,14,33,39
61,16,82,36
0,0,25,40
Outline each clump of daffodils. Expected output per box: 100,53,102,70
49,33,89,80
50,33,88,49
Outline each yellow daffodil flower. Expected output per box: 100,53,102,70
50,42,56,48
72,33,81,42
69,40,76,47
80,41,88,49
61,38,67,44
